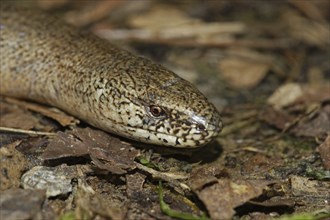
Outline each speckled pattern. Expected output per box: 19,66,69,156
0,5,222,148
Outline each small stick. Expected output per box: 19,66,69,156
135,162,190,191
0,126,57,136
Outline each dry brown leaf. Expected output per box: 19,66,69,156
75,188,126,220
219,50,273,89
0,188,46,220
260,104,329,138
259,106,295,130
241,154,283,175
95,27,290,49
125,5,245,45
265,82,329,136
249,196,295,208
37,0,70,10
0,110,40,131
290,175,330,198
3,97,79,127
289,0,327,22
65,0,124,27
282,10,330,47
292,105,330,138
0,100,41,130
191,178,269,219
267,83,303,109
0,140,27,191
42,127,140,175
317,135,330,169
129,6,198,30
188,166,224,191
268,82,330,110
126,173,146,199
188,165,269,219
41,131,88,159
298,83,330,104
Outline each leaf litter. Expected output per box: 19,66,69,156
1,1,330,220
42,127,140,175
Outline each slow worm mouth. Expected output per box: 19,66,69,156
121,123,221,148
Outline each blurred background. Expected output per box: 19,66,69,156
4,0,329,110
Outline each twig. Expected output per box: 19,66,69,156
0,126,57,136
135,162,190,191
95,29,294,49
289,0,326,23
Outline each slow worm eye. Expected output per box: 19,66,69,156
149,105,166,117
196,123,206,131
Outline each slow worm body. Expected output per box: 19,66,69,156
0,5,222,148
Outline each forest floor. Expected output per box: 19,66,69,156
0,1,329,220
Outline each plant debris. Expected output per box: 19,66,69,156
317,135,330,169
0,188,46,220
3,97,79,128
42,127,140,175
0,140,27,190
188,166,271,219
1,0,329,219
21,165,76,198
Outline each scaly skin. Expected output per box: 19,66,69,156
0,5,222,148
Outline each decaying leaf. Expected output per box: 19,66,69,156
65,0,124,27
291,105,330,138
248,196,295,208
188,166,270,219
190,177,269,219
219,49,273,89
267,83,330,110
290,175,330,198
267,83,304,110
262,80,329,139
0,140,28,191
41,131,88,159
37,0,70,10
0,100,42,130
282,9,330,47
0,188,46,220
188,166,222,191
259,106,295,131
317,135,330,170
42,127,140,174
260,104,330,138
129,6,198,30
126,172,146,199
0,1,329,219
96,4,246,45
75,188,126,220
296,83,330,104
3,97,79,127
